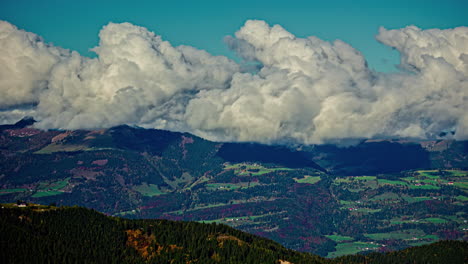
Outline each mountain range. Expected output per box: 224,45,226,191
0,118,467,257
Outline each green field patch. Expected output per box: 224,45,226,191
422,174,440,179
0,188,27,195
409,184,440,190
333,177,352,184
339,200,356,205
453,182,468,189
416,170,440,178
445,170,467,177
293,175,321,184
353,176,377,181
333,177,369,192
422,234,439,240
417,169,468,178
48,178,70,190
326,242,380,258
391,217,448,225
240,169,271,176
37,178,70,192
444,215,463,223
423,217,448,224
325,235,354,242
417,179,441,185
455,195,468,201
31,191,64,198
133,184,164,196
377,179,408,186
249,167,292,176
402,196,431,203
31,178,71,198
224,163,292,176
402,176,417,182
334,176,377,185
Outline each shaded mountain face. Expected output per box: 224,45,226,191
218,143,326,171
109,125,183,155
0,119,467,257
306,141,431,175
0,116,36,130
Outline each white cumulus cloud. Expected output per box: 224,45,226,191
0,21,69,108
0,20,466,144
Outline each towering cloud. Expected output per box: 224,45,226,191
35,22,239,130
0,21,68,108
189,21,468,143
0,20,467,144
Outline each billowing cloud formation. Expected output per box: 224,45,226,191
190,21,468,143
0,21,68,108
0,20,467,144
36,22,239,130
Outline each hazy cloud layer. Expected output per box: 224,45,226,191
0,20,467,144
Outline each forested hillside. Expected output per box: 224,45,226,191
1,204,466,264
0,203,326,264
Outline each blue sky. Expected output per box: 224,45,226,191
1,0,467,72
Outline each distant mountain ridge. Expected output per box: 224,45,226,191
0,116,36,130
0,118,467,257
